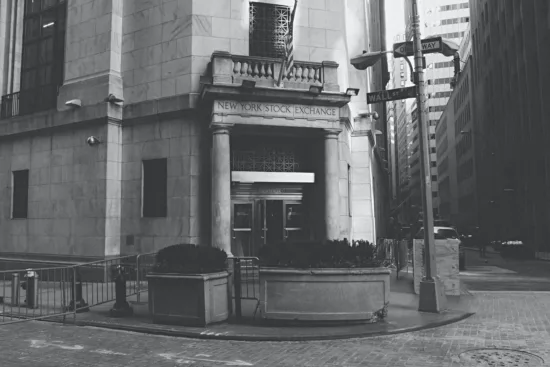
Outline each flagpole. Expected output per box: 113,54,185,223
276,59,286,88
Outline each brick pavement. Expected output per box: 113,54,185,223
2,291,550,366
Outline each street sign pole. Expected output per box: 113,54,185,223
411,0,447,312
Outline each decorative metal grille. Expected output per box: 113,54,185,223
232,145,303,172
249,2,291,59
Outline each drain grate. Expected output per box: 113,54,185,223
459,348,544,367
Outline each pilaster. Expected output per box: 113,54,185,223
57,0,124,110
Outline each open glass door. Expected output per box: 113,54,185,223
283,201,306,242
232,202,254,257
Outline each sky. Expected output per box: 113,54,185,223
385,0,406,49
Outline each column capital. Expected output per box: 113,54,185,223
323,128,342,138
210,123,234,135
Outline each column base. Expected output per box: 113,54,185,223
418,277,447,313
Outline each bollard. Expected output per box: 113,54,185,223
22,270,39,309
67,269,89,313
11,273,20,306
109,265,133,317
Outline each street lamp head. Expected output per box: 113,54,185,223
350,51,390,70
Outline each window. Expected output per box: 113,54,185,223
400,80,406,86
400,64,404,70
12,170,29,219
142,159,168,217
18,0,67,116
431,175,438,181
430,147,436,153
249,2,291,58
431,161,437,167
433,191,438,198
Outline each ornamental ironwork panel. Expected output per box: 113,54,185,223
249,2,291,59
232,145,303,172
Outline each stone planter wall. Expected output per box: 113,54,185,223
413,239,460,296
147,271,229,326
259,267,390,323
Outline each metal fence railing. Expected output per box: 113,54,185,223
232,257,260,320
0,253,157,326
377,238,410,278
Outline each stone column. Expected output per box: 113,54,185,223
211,124,232,256
324,129,341,240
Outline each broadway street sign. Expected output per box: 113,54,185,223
393,37,442,57
367,86,417,104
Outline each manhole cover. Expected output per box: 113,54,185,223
459,348,544,367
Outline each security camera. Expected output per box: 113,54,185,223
86,136,101,146
358,111,380,120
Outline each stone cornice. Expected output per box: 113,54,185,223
200,84,351,108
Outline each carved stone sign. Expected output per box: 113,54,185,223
214,100,340,120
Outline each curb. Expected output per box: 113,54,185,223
68,312,476,342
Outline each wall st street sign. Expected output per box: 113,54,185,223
367,86,417,104
393,37,442,57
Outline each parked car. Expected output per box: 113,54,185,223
414,226,466,270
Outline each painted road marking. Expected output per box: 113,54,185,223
92,349,128,356
28,340,84,351
461,266,517,275
159,352,253,366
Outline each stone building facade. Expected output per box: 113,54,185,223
0,0,389,262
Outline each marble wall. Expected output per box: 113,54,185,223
119,114,209,254
0,123,110,259
413,238,460,296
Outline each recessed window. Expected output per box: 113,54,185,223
431,175,438,181
249,2,291,58
12,170,29,219
142,159,167,218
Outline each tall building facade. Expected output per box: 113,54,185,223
0,0,390,262
435,25,475,228
387,42,416,224
469,0,550,258
403,0,470,221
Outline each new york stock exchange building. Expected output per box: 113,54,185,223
0,0,389,262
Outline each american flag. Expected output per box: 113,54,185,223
284,0,298,76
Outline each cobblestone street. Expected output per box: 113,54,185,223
2,289,550,367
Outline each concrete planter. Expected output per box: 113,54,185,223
147,271,229,326
259,267,390,324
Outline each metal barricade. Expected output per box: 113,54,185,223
232,257,260,321
0,265,75,325
135,252,157,304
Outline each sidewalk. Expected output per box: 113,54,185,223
461,248,550,291
54,270,474,341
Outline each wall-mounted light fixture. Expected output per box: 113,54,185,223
241,80,256,89
65,99,82,108
345,88,360,96
104,94,124,104
308,85,324,96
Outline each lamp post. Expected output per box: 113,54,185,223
410,0,446,312
350,0,452,313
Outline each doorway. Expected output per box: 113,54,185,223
231,199,307,257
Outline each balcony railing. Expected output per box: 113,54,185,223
210,51,340,92
1,85,58,120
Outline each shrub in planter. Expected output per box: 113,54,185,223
257,239,390,324
153,243,228,274
147,244,230,326
258,239,383,269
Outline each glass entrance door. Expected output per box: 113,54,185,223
232,199,308,256
283,201,306,242
231,202,254,257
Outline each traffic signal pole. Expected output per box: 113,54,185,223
411,0,447,312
